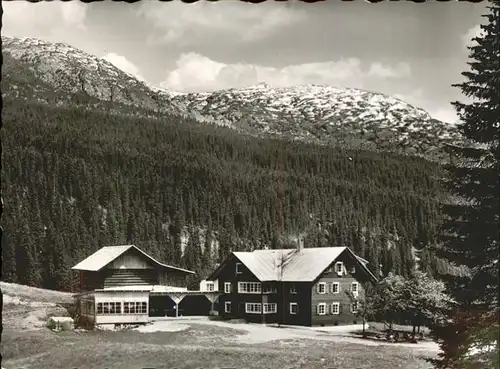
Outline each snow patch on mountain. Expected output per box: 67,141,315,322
3,36,462,159
161,83,461,157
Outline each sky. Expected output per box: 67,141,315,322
2,0,489,123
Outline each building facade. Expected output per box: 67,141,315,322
204,246,378,327
72,245,216,327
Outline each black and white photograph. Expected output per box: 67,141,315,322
1,0,498,368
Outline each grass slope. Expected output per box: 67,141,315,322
1,283,437,369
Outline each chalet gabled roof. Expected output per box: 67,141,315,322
71,245,195,274
209,247,377,283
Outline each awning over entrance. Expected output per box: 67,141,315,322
150,290,222,317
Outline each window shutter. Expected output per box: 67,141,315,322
339,303,343,314
312,304,317,315
316,283,320,294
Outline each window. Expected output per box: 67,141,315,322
350,266,356,274
236,262,243,274
244,303,276,314
331,282,340,294
351,282,359,296
124,302,130,314
245,303,262,314
96,301,146,315
96,302,121,315
124,302,133,314
290,284,297,294
123,301,147,314
109,302,121,314
238,282,261,294
206,282,215,292
351,302,358,314
335,262,344,274
225,301,231,313
262,284,277,294
289,303,298,315
317,303,327,315
331,302,340,315
263,303,277,314
224,282,231,294
317,282,327,294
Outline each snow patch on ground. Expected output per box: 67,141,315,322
137,317,440,351
136,321,190,333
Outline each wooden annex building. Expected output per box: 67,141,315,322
72,245,220,327
204,245,378,327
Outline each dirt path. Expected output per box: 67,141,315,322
136,318,440,352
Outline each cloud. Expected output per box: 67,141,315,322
429,108,459,124
394,88,424,105
395,89,459,124
138,1,305,45
160,53,412,93
462,24,484,46
367,62,411,79
103,53,146,82
2,1,87,39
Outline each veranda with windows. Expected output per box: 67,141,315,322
74,287,222,326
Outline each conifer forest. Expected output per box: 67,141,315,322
2,96,451,291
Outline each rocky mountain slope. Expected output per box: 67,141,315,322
2,36,189,118
169,83,461,158
2,36,461,159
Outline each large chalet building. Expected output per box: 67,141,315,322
204,246,378,326
72,245,218,327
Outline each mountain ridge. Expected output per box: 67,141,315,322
2,35,462,160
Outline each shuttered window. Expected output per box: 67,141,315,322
335,262,344,274
351,302,358,313
317,303,327,315
331,282,340,294
317,282,327,294
351,282,359,297
331,303,340,315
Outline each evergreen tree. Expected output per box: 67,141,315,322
16,218,42,287
2,71,450,291
431,5,500,368
2,223,18,283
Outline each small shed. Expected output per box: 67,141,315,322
48,316,75,331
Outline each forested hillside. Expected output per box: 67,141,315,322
2,97,449,291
